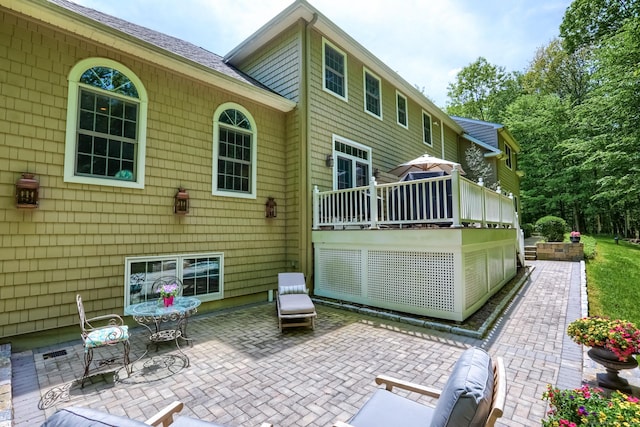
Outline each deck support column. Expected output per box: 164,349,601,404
450,165,462,228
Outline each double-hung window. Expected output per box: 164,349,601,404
332,136,371,190
64,58,147,189
124,253,224,312
363,68,382,119
505,144,513,169
323,39,348,101
396,91,408,128
213,103,257,198
422,111,433,146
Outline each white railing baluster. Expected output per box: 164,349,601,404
313,172,517,230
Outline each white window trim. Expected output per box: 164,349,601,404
396,90,408,129
363,67,382,120
322,38,348,102
64,57,148,189
422,110,433,146
212,102,258,199
124,252,224,313
331,134,372,191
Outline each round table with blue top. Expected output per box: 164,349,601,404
128,296,201,365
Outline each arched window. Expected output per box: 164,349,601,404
64,58,147,188
212,103,257,198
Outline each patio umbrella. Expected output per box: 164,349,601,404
388,154,465,177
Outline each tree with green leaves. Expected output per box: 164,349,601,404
564,18,640,236
503,94,574,225
522,38,593,105
445,57,521,123
560,0,640,52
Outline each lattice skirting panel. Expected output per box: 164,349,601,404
313,232,518,321
315,247,458,319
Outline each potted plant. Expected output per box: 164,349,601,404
569,231,581,243
542,384,640,426
159,282,180,307
567,316,640,392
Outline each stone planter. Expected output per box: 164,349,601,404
587,346,638,393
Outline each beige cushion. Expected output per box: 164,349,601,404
278,293,315,314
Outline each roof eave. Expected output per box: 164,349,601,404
225,0,461,132
2,0,296,113
462,133,503,158
497,127,521,152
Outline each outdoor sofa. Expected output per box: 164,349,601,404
41,401,272,427
333,347,506,427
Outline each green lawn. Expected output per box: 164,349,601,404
585,236,640,325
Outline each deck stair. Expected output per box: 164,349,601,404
524,245,537,261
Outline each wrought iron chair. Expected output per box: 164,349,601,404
76,294,131,387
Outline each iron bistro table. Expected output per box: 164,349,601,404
128,296,201,365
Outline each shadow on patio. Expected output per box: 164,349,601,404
20,303,475,426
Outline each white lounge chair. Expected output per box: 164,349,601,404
277,272,317,331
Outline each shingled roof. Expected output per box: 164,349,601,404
48,0,272,92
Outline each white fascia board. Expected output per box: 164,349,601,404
3,0,296,113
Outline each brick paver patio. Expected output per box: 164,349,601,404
12,260,629,426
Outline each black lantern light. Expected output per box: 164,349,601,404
325,154,334,167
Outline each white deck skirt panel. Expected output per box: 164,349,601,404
312,227,517,322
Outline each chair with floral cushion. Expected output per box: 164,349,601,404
76,294,131,387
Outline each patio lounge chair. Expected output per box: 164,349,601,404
41,400,273,426
333,347,506,427
277,272,316,331
76,294,131,388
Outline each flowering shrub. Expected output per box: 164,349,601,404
570,231,581,238
567,317,640,361
542,384,640,426
159,282,179,298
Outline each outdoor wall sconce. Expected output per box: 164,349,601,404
174,187,189,215
325,154,334,167
373,168,380,179
16,173,39,208
265,197,277,218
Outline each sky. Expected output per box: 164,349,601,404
72,0,573,108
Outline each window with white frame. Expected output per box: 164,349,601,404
213,103,257,198
422,111,433,146
64,58,148,189
363,68,382,118
505,144,513,169
124,253,223,312
396,91,408,128
332,136,371,190
323,39,347,100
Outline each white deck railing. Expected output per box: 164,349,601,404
313,167,517,230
